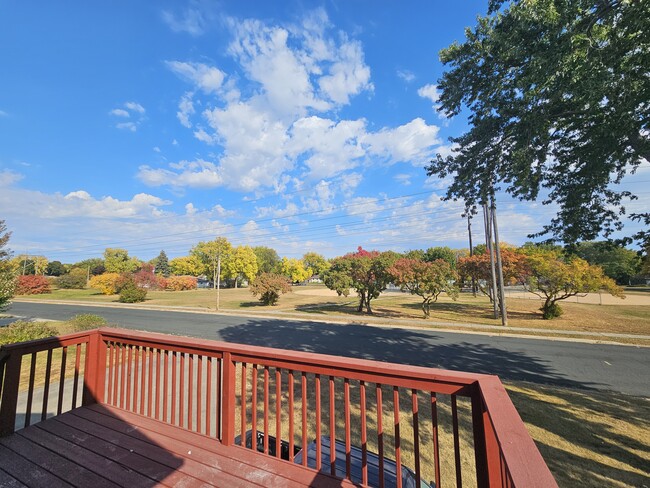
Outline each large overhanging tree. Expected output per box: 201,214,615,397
427,0,649,244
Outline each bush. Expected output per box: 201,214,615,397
118,280,147,303
88,273,121,295
68,314,107,331
541,302,563,319
165,275,197,291
56,268,87,289
0,320,57,345
16,275,51,295
250,273,291,305
0,272,16,313
134,265,165,290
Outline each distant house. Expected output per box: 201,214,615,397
304,274,322,284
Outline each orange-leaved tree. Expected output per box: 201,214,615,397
389,258,458,318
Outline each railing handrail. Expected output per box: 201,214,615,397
97,327,489,389
478,376,558,487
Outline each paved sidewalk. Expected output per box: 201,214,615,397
8,298,650,343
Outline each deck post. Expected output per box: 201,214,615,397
0,352,21,436
83,330,107,406
471,387,490,488
221,351,236,446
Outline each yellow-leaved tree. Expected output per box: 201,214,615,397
523,250,624,319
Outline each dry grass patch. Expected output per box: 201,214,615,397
506,381,650,487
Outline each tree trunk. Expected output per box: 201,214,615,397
357,292,365,312
422,300,430,318
365,295,372,314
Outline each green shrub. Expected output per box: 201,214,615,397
56,268,87,289
67,314,107,331
541,302,563,319
0,320,57,345
118,280,147,303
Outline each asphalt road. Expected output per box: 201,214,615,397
6,301,650,397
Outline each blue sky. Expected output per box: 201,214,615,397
1,1,648,263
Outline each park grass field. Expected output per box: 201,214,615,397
17,284,650,338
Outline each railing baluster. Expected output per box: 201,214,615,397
221,352,236,446
179,352,185,427
302,372,308,467
452,394,463,488
240,362,247,446
134,346,141,414
57,346,67,415
329,375,335,475
263,366,269,455
139,346,146,415
171,351,177,425
206,356,212,437
431,393,441,488
120,344,126,409
147,347,154,418
41,349,53,422
288,370,295,462
360,381,367,486
251,365,258,446
216,357,222,439
155,349,161,420
345,378,351,480
126,345,133,411
412,389,421,488
197,355,202,433
188,354,194,431
72,344,81,409
0,352,21,436
107,343,115,405
25,353,37,427
315,374,321,471
377,383,384,488
275,368,281,459
163,350,169,423
394,386,402,488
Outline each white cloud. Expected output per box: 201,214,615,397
109,108,129,117
397,70,415,83
288,116,366,178
394,173,412,186
125,101,145,114
177,92,195,128
363,118,441,165
317,38,372,105
160,11,442,192
153,146,161,153
418,84,449,118
166,62,225,94
0,169,24,186
116,122,137,132
162,7,206,36
138,159,223,189
110,102,146,131
0,110,8,117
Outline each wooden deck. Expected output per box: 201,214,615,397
0,404,358,488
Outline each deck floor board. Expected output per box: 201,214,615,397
0,405,360,488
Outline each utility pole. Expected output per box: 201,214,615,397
216,254,222,311
483,204,499,318
467,214,476,297
22,250,28,275
491,201,508,326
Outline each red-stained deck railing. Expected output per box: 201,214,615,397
0,328,557,488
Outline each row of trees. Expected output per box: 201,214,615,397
321,245,623,320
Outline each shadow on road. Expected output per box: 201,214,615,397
215,318,600,391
